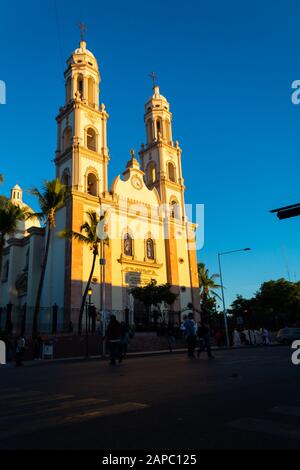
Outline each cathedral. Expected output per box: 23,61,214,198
0,38,200,332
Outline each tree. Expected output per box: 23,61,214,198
60,209,107,334
197,262,221,317
256,279,300,326
130,280,178,323
0,197,26,284
197,262,221,300
0,174,3,184
229,279,300,329
29,179,68,335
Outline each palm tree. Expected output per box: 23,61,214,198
61,209,107,335
29,179,67,334
0,197,26,288
197,262,222,301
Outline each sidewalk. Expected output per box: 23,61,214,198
1,342,282,368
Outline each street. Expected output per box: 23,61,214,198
0,346,299,450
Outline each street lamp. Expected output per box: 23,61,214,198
270,203,300,220
218,248,251,347
85,288,93,358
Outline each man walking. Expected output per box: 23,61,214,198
104,315,122,365
183,312,197,358
197,322,214,359
15,335,26,366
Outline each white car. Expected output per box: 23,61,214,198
276,328,300,345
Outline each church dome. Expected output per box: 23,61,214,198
74,41,96,59
8,183,40,240
145,85,170,112
151,85,167,102
68,41,99,71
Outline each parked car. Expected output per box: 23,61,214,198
276,327,300,345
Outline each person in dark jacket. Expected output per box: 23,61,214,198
197,322,214,359
104,315,122,365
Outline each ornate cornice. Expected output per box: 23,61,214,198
117,256,162,269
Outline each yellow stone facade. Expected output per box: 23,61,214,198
52,39,200,324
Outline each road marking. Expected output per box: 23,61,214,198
269,406,300,417
0,401,149,440
0,398,109,420
228,418,300,440
0,391,43,400
63,402,149,423
223,359,257,365
0,394,74,407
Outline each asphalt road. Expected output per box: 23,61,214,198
0,346,299,450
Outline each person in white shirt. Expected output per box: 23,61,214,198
233,329,241,347
260,327,269,345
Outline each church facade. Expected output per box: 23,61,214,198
0,39,200,332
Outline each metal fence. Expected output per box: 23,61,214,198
0,304,128,335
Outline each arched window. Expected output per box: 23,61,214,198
63,127,72,152
146,238,155,260
123,233,133,257
170,199,180,220
146,119,152,143
156,119,162,138
62,169,70,188
77,75,84,99
86,127,97,151
168,162,176,182
88,77,94,106
87,173,98,196
147,161,156,184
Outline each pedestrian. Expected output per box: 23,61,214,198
183,312,197,358
254,329,262,345
197,322,214,358
242,329,252,346
104,315,122,365
166,322,176,353
120,321,129,358
232,328,241,347
214,328,223,347
260,327,269,345
15,335,25,367
33,333,43,360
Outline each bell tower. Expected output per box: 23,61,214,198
139,85,185,222
54,36,111,319
54,38,109,196
139,85,200,313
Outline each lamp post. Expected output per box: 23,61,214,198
96,201,107,357
218,248,251,347
86,288,93,358
99,240,107,357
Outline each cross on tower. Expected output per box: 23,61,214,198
79,22,86,41
149,72,157,87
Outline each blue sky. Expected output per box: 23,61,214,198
1,0,300,307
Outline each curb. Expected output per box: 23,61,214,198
1,342,283,369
